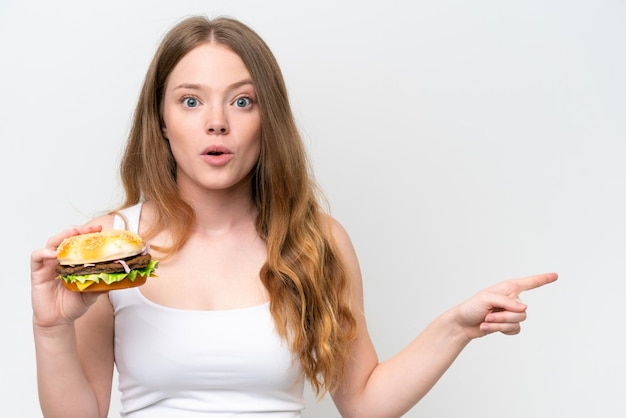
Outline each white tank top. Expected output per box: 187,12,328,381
109,203,305,417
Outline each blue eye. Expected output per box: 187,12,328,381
183,97,199,108
234,97,252,108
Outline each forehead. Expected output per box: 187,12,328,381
167,43,251,87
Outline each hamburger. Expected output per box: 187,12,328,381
55,230,158,292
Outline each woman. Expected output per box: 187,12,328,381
30,15,557,418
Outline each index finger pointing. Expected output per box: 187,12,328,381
515,272,559,292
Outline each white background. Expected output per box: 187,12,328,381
1,1,625,417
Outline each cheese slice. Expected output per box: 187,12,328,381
75,281,95,291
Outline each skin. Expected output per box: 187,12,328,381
31,42,558,418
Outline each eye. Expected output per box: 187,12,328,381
182,96,200,108
233,96,252,108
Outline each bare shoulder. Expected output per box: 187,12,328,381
321,214,355,254
319,214,362,280
84,202,153,231
83,212,117,231
318,212,345,235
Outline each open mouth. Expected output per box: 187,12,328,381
203,145,231,156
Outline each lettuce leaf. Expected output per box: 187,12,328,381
59,259,158,285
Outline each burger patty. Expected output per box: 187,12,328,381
56,253,152,276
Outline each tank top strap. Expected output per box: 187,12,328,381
113,202,144,233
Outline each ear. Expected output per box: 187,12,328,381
162,125,168,139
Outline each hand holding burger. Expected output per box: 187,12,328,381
55,230,158,292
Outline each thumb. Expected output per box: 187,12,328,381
490,294,527,313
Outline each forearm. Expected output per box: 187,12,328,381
345,309,470,418
33,323,102,418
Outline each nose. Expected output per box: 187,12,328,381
205,105,229,135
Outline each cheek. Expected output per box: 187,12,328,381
248,116,262,148
162,114,196,144
163,124,193,161
249,128,262,160
161,101,195,139
237,113,262,156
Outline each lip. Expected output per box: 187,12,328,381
201,145,233,166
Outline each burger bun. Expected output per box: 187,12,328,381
57,230,145,265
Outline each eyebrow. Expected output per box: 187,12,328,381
173,79,254,91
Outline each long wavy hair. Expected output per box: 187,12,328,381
116,15,357,396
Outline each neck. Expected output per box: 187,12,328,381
181,186,257,235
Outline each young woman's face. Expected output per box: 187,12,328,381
162,43,261,195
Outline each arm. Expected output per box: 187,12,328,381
32,220,117,418
329,219,558,418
